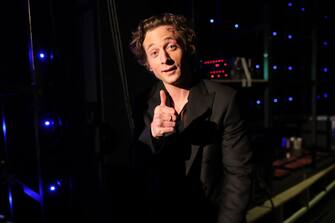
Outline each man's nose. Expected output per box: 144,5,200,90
160,50,170,63
160,51,174,65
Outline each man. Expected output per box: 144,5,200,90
129,13,253,223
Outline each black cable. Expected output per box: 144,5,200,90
106,0,135,133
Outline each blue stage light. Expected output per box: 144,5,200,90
281,137,288,149
288,66,293,71
8,190,13,213
40,116,59,131
209,19,214,24
272,31,278,36
287,34,293,39
56,180,62,186
2,115,6,138
234,23,239,29
49,185,56,192
47,179,63,194
273,98,279,103
38,51,47,61
256,99,262,105
322,67,329,73
42,119,54,128
255,64,260,69
50,51,54,60
23,185,41,202
288,96,293,102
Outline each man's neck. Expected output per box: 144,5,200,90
164,83,189,114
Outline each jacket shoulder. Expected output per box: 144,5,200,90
202,79,236,97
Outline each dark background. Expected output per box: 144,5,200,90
0,0,334,222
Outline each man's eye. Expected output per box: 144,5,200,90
150,51,158,57
167,44,177,50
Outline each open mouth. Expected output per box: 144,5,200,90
162,66,177,73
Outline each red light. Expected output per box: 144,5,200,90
215,63,220,67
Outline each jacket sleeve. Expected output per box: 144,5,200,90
217,91,253,223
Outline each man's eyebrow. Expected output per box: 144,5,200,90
145,37,177,51
145,43,154,51
164,37,177,43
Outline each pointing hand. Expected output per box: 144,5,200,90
151,90,177,138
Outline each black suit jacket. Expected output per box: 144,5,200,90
131,79,253,223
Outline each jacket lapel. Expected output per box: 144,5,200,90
146,80,215,175
184,80,215,175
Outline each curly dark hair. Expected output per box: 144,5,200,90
129,13,196,69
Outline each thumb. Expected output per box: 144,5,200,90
160,90,167,106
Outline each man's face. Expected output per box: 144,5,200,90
143,25,185,86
